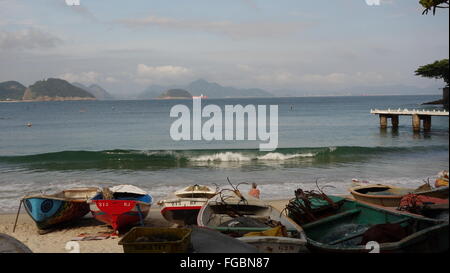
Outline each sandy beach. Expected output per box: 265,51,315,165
0,199,290,253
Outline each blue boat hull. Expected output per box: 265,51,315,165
23,197,90,230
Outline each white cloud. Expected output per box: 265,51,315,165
0,27,62,50
137,64,191,77
104,76,118,83
59,71,121,85
135,64,194,85
60,71,98,83
59,71,100,84
236,64,252,72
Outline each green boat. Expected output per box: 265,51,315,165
287,194,448,253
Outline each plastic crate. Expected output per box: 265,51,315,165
118,227,192,253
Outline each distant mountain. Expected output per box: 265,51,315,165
186,79,273,98
138,79,273,99
0,81,26,101
158,89,192,99
23,78,96,101
73,82,114,100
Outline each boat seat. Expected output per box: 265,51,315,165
302,209,362,230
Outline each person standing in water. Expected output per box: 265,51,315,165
248,183,261,199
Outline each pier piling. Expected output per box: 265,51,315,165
391,115,399,128
380,115,388,129
370,109,448,132
412,114,420,132
423,116,432,131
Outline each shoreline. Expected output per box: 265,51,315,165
0,199,290,253
1,94,443,103
0,98,97,103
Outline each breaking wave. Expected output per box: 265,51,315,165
0,145,446,171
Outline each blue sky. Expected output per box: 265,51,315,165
0,0,448,96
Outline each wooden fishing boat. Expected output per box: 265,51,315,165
288,195,448,253
88,185,153,233
197,190,308,253
22,187,100,231
349,184,449,207
157,184,217,225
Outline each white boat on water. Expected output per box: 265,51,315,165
157,185,217,225
197,190,308,253
192,94,208,99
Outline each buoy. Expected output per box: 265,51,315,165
26,122,32,127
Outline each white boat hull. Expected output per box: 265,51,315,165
158,185,217,225
160,199,207,225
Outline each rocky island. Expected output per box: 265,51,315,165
0,81,27,101
0,78,96,102
22,78,96,101
157,89,192,99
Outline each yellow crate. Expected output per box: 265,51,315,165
118,227,192,253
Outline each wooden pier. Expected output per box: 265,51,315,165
370,109,449,131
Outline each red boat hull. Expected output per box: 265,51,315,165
90,200,150,232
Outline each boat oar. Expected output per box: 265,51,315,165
13,200,23,233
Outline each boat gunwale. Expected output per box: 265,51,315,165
349,184,448,200
350,185,410,200
159,197,211,204
349,184,449,200
21,187,101,202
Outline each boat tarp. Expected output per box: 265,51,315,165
110,185,147,195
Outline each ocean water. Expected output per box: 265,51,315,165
0,95,448,212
